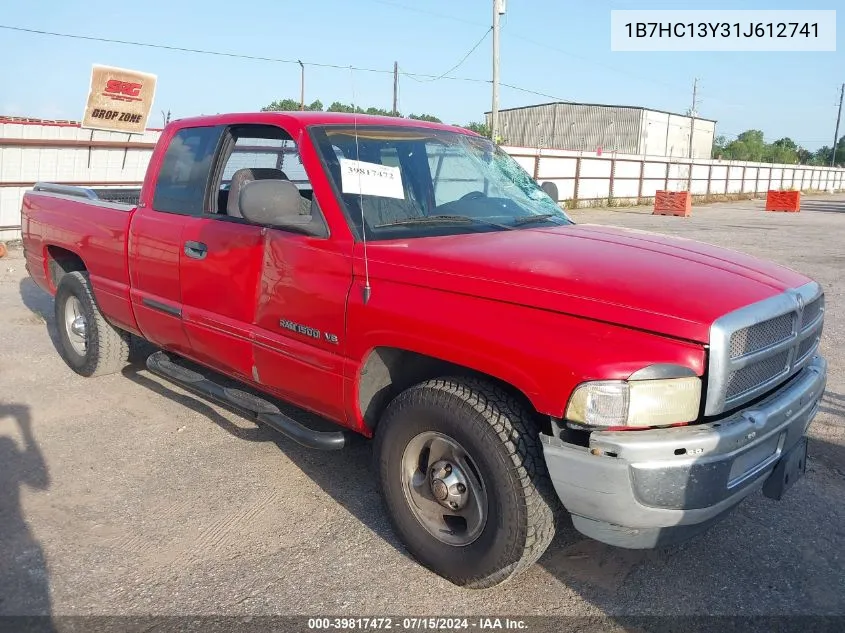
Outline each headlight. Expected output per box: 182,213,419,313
565,377,701,428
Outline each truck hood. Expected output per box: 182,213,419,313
364,224,811,343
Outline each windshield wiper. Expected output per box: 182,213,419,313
375,214,514,230
512,213,562,226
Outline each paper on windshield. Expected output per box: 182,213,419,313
339,159,405,199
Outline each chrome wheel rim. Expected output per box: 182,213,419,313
64,296,88,356
400,431,487,546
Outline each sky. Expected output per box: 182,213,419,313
0,0,842,150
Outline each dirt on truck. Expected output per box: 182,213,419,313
20,111,826,588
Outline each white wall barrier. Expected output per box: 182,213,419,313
505,146,845,208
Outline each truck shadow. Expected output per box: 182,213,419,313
0,403,55,628
18,278,63,357
122,358,845,615
120,362,416,564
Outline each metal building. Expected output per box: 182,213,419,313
486,102,717,159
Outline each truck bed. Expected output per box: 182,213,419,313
21,184,137,332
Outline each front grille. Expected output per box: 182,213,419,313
797,335,820,362
801,296,824,329
725,351,790,399
706,282,825,416
729,313,794,359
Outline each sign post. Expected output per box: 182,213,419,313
81,64,157,134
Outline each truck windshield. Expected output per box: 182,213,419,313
310,125,572,240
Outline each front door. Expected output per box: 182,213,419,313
179,216,264,380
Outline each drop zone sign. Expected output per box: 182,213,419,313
81,64,157,134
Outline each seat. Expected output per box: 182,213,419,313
227,168,288,217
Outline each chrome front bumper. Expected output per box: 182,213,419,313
541,355,827,548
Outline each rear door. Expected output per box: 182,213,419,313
129,125,225,355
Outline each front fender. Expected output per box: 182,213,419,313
345,278,706,426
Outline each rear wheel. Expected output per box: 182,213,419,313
374,377,558,588
54,271,130,377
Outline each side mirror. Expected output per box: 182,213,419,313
238,180,328,237
540,181,559,202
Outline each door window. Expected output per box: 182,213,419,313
152,126,224,215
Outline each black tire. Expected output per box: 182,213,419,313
54,271,130,377
374,377,558,589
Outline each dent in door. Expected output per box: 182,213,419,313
253,231,351,423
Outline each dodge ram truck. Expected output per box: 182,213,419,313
21,112,827,588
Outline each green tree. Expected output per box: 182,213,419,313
797,148,813,164
461,121,492,138
724,129,766,161
712,135,729,158
408,113,442,123
766,137,799,164
261,98,323,112
365,106,395,117
813,146,834,165
261,98,300,112
327,101,362,113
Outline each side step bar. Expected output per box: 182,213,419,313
146,351,348,450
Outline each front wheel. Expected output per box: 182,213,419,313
374,377,558,589
54,271,130,377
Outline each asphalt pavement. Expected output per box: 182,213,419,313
0,194,843,625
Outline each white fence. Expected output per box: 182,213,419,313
503,146,845,206
3,118,845,242
0,117,161,241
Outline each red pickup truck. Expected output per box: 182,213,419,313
22,112,827,588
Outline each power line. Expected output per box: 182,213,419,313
0,22,512,89
0,24,392,74
402,27,492,83
0,22,585,117
364,0,725,104
369,0,484,27
499,82,573,104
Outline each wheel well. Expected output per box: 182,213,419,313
358,347,547,433
46,246,86,288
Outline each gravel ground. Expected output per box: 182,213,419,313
1,194,844,625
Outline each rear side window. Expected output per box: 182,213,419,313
152,126,223,214
221,137,310,189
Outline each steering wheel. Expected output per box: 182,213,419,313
459,191,486,201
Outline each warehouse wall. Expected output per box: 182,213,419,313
488,104,715,158
0,118,161,241
641,110,714,159
491,103,644,154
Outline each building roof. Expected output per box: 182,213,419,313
485,101,717,123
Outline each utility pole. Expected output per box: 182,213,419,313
298,60,305,111
393,61,399,116
491,0,505,142
832,83,844,167
688,77,698,159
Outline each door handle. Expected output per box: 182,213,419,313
184,241,208,260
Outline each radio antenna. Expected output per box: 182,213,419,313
350,65,372,304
